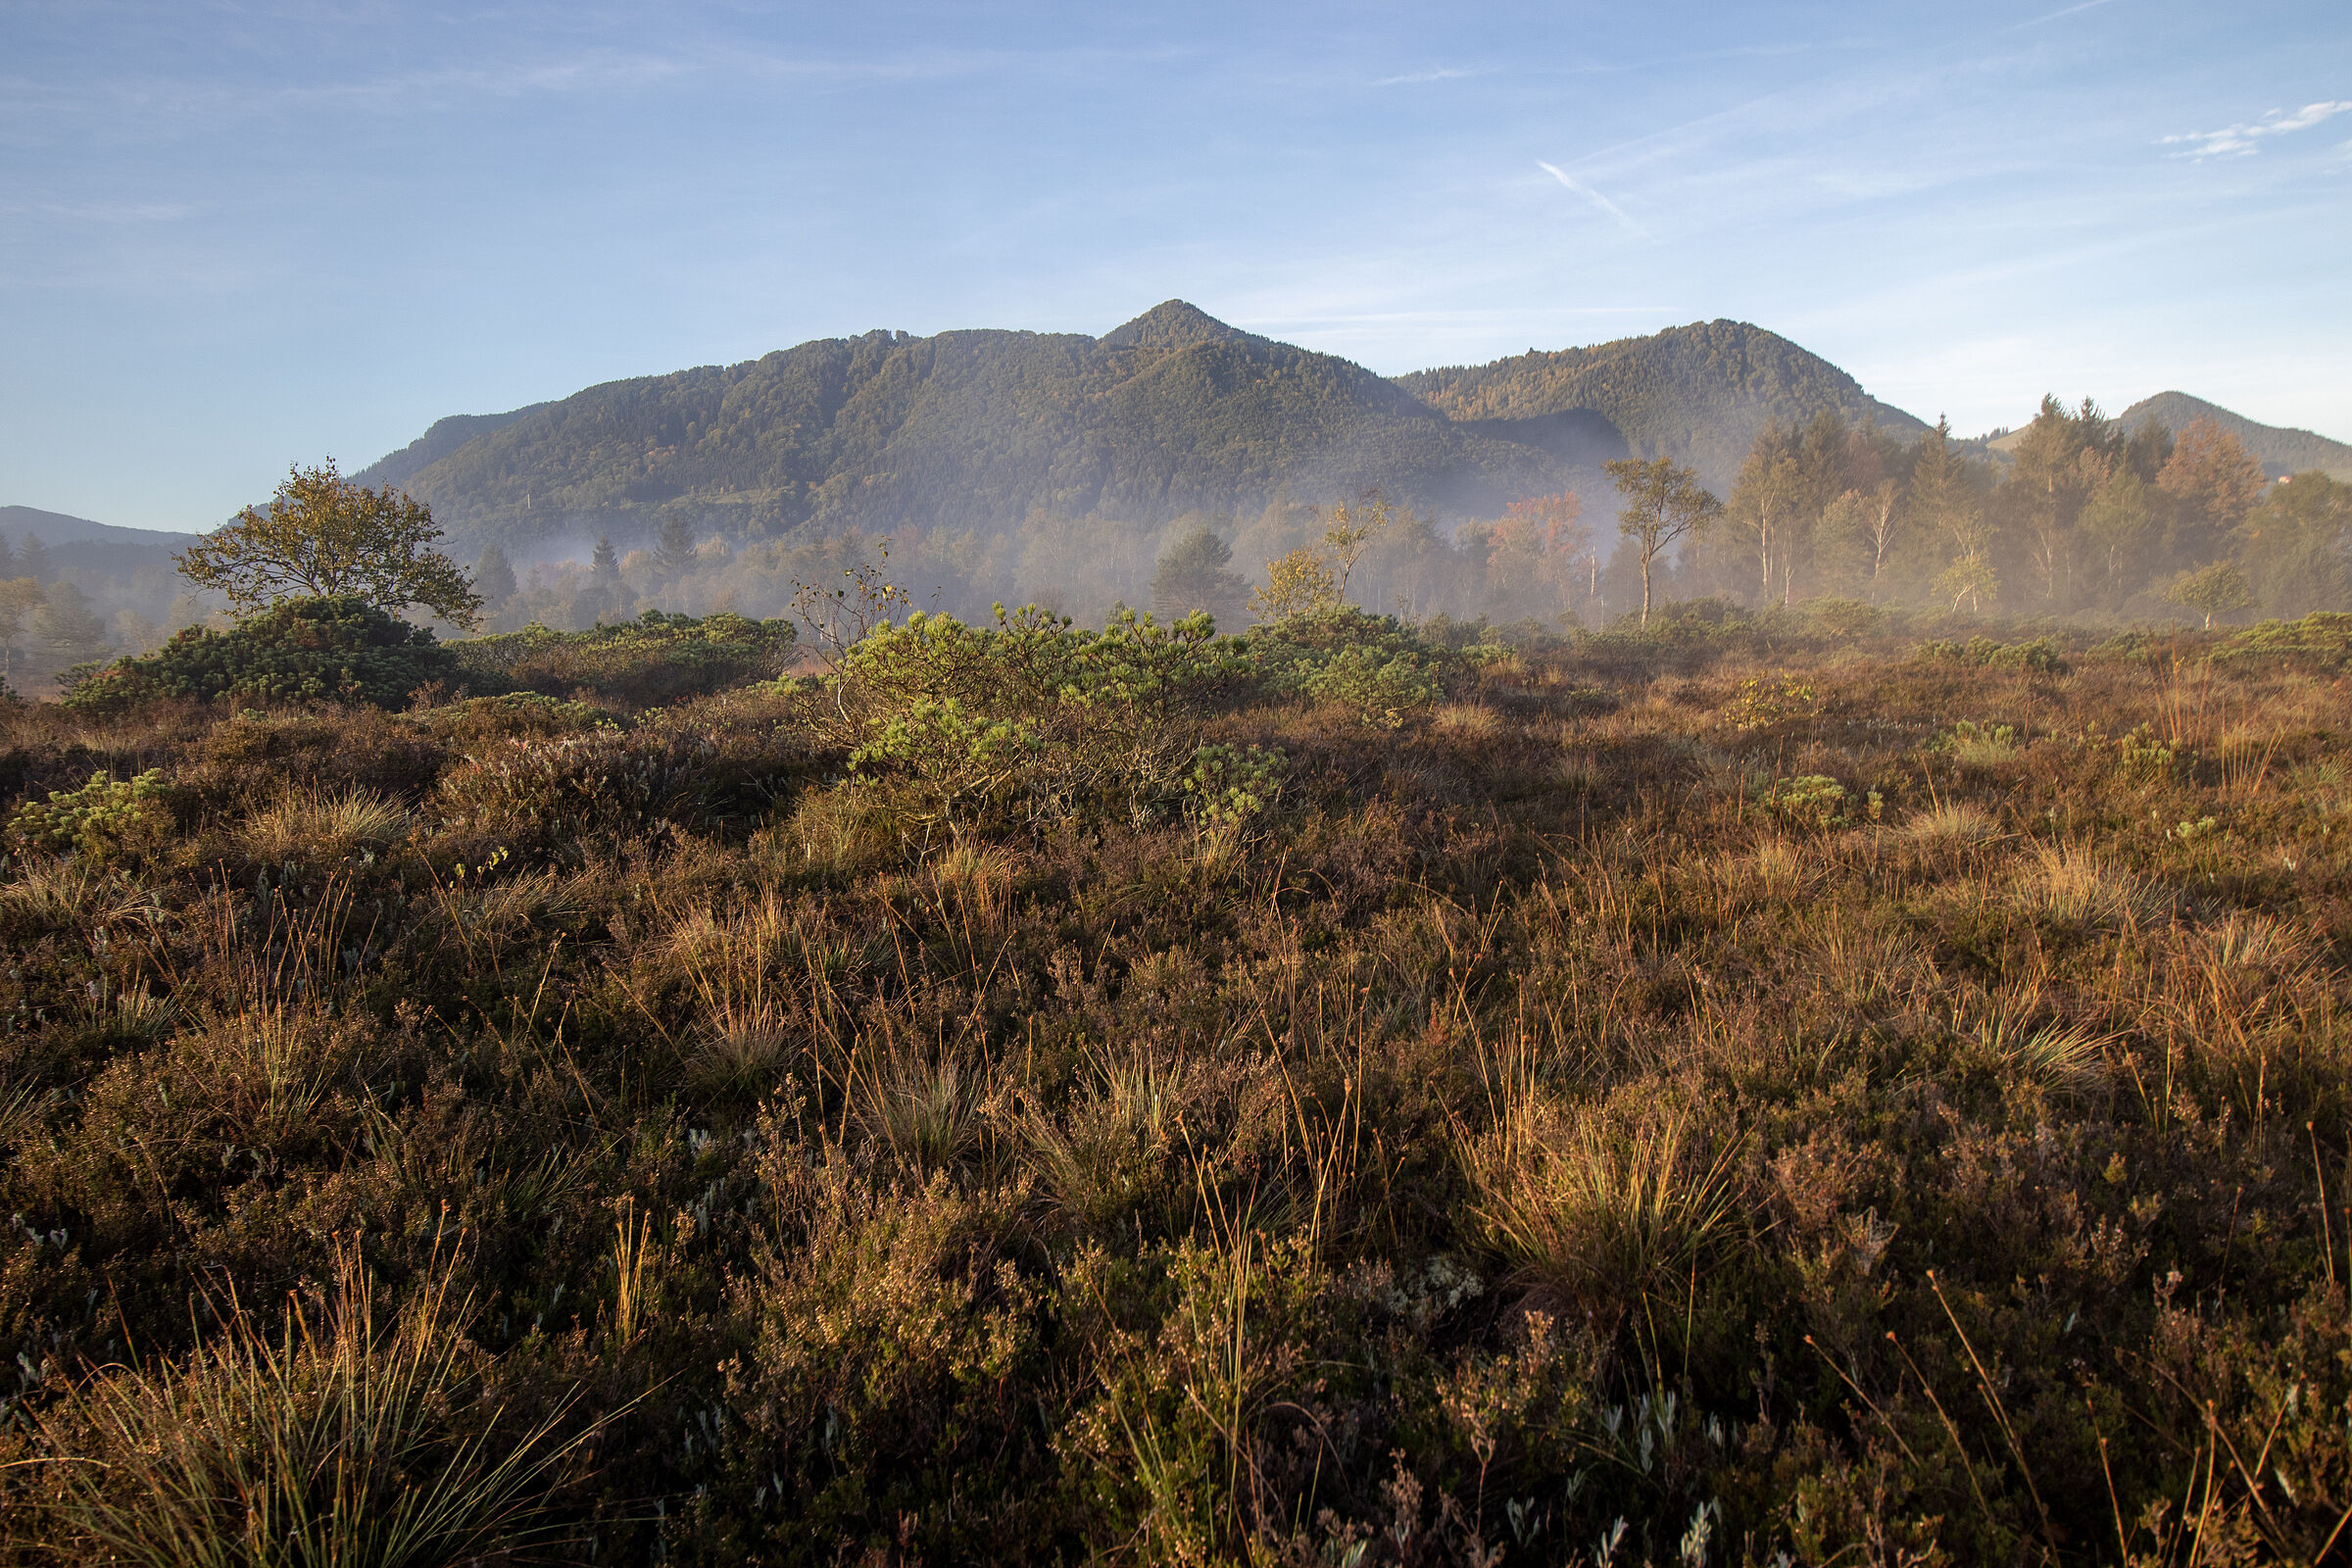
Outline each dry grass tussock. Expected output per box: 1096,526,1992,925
1901,798,2001,844
1461,1086,1746,1320
2028,840,2182,929
236,787,410,865
21,1246,598,1568
8,615,2352,1563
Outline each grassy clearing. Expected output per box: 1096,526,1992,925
2,612,2351,1564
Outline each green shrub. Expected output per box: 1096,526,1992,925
1180,744,1289,826
451,611,796,706
834,606,1247,830
5,769,172,863
2214,611,2352,673
1938,719,2021,764
1761,773,1877,829
1250,607,1450,726
1723,676,1818,731
1913,633,2069,675
1298,645,1445,728
63,596,460,714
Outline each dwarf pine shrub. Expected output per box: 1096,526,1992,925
833,605,1248,830
5,769,172,863
452,610,797,706
63,595,460,714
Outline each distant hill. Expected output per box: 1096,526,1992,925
353,304,1932,547
0,505,200,552
0,505,200,579
1395,320,1933,490
2118,392,2352,481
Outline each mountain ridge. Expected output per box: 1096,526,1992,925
1395,319,1933,485
339,305,1933,549
2117,391,2352,480
23,318,2350,547
0,505,201,551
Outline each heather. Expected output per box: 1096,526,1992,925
3,605,2351,1565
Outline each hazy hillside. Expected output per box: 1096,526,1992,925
1394,318,1932,490
2119,391,2352,480
350,404,554,494
0,505,198,582
376,302,1570,547
0,505,199,553
354,306,1933,550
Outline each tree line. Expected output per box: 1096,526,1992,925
10,395,2349,700
1681,397,2348,624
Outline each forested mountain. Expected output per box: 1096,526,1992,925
368,302,1570,547
1395,319,1932,490
350,404,554,494
2118,392,2352,480
350,304,1926,549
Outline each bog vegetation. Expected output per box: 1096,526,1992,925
7,491,2352,1563
2,398,2352,1563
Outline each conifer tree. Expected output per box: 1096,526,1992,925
474,543,517,605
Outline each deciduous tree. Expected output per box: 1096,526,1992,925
2165,560,2256,629
176,460,482,626
1604,457,1720,627
30,580,108,662
2238,471,2352,616
1250,549,1338,622
2159,417,2269,558
1320,491,1394,604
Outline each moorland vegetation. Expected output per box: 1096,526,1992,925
6,445,2352,1560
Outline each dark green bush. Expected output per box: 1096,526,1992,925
451,611,796,707
1915,631,2070,675
62,596,460,715
1248,606,1453,724
833,605,1249,830
2214,610,2352,672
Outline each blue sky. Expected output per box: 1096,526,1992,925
3,0,2347,529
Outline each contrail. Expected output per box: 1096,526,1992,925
2004,0,2119,31
1537,161,1650,240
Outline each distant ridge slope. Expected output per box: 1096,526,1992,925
1394,320,1932,491
378,302,1566,544
356,307,1937,547
352,404,555,494
0,505,200,580
2118,392,2352,481
0,505,200,550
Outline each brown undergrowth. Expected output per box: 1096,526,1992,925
1,616,2350,1564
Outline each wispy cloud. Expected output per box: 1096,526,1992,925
1536,161,1650,240
2162,100,2352,160
1370,66,1481,87
0,200,197,224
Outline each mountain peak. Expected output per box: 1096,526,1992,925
1100,300,1263,352
2119,391,2352,480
